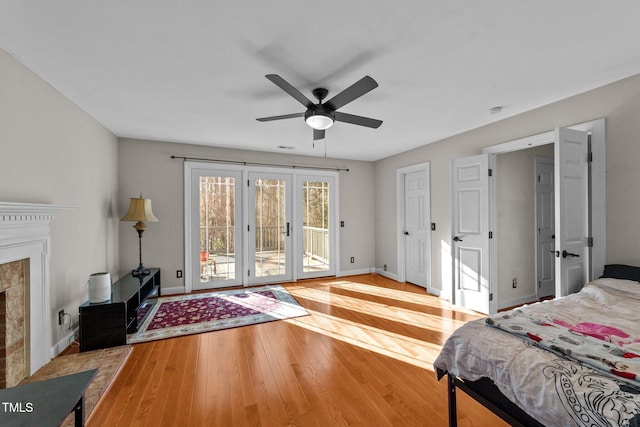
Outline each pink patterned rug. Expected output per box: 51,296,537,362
128,284,307,344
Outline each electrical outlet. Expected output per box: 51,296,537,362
512,278,517,288
58,310,64,325
340,221,345,227
176,270,183,278
383,264,387,271
350,257,355,263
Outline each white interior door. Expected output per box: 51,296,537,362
451,154,490,314
535,157,555,298
554,127,590,296
190,168,243,290
297,174,336,279
248,172,293,285
404,169,428,287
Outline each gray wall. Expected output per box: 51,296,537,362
374,72,640,299
0,48,119,351
117,138,375,291
496,145,553,308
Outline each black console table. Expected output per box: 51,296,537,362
79,268,160,352
0,369,96,427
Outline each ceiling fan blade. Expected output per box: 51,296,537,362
256,112,305,122
313,129,325,140
265,74,314,109
324,76,378,111
334,112,383,128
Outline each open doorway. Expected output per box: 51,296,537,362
482,118,605,313
451,119,605,314
535,157,555,299
494,145,554,309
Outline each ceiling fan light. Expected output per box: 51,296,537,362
305,113,334,130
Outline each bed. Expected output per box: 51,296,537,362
434,265,640,427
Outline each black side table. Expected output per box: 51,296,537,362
0,369,97,427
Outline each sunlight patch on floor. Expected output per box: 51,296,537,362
289,286,469,334
286,307,444,372
330,280,454,309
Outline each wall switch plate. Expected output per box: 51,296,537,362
431,223,436,231
177,270,183,278
350,257,355,263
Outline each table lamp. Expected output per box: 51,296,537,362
120,196,158,276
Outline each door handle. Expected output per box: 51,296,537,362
453,236,463,242
283,222,290,237
403,231,409,236
562,250,579,258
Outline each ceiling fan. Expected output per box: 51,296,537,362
256,74,383,141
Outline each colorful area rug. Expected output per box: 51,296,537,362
128,284,307,344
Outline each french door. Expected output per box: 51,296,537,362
189,168,242,290
248,172,293,285
185,163,337,291
297,175,336,279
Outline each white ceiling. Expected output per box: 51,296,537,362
2,1,640,161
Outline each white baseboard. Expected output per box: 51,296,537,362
50,326,78,358
498,293,537,310
427,286,442,297
162,286,185,295
374,268,398,281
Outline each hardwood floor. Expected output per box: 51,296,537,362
89,274,508,426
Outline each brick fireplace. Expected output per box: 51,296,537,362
0,202,69,386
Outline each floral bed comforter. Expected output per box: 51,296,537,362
434,278,640,427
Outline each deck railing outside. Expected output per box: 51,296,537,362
200,225,328,261
302,226,329,262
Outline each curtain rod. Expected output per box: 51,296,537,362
170,155,349,172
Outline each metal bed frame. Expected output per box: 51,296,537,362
443,371,544,427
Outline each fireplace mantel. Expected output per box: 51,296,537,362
0,201,74,217
0,202,74,376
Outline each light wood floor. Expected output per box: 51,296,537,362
88,274,508,426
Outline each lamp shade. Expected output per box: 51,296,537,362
120,198,159,222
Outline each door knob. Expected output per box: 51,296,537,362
562,250,580,258
453,236,463,242
403,231,409,235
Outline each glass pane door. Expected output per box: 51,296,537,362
297,175,336,279
248,172,292,284
191,169,242,289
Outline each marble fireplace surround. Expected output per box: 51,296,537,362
0,202,71,378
